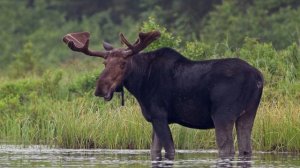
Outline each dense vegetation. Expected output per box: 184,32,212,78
0,0,299,152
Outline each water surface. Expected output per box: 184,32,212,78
0,145,300,167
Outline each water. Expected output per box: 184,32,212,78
0,145,300,167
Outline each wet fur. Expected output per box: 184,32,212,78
122,47,263,160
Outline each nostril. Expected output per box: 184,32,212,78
94,90,103,97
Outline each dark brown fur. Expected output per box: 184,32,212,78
63,31,264,161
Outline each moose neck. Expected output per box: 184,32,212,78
123,52,155,99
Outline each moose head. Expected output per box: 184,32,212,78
63,31,161,101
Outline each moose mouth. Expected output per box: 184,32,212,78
103,91,114,101
96,84,123,101
103,83,124,101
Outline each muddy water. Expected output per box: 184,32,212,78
0,145,300,167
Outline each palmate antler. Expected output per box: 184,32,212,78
63,30,161,58
63,32,108,58
120,30,161,54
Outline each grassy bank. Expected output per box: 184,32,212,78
0,56,299,152
0,76,299,152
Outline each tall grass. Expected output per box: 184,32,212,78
253,100,300,152
0,65,299,151
1,84,299,152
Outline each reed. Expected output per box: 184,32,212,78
253,100,300,152
1,84,299,152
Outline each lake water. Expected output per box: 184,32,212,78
0,145,300,167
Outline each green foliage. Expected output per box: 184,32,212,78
141,17,182,51
2,0,300,70
0,0,138,71
0,1,67,68
235,38,300,99
182,41,213,60
8,42,42,77
0,70,63,116
68,70,100,96
238,38,299,81
201,0,300,49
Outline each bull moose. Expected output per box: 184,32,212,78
63,31,263,161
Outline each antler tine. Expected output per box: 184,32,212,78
133,30,161,52
120,33,134,49
132,38,140,46
63,32,108,58
119,30,161,55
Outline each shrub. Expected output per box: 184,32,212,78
201,0,300,49
140,17,181,51
0,70,63,115
68,70,99,96
8,42,42,78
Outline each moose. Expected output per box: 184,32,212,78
63,31,263,161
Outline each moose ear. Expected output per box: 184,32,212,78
103,41,114,51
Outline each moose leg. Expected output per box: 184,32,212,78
151,119,175,160
151,131,163,161
212,114,235,158
236,110,256,157
236,86,261,157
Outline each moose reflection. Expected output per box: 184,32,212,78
63,30,263,161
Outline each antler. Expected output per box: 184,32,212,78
63,32,108,58
120,30,161,55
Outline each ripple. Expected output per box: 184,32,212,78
0,145,299,168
